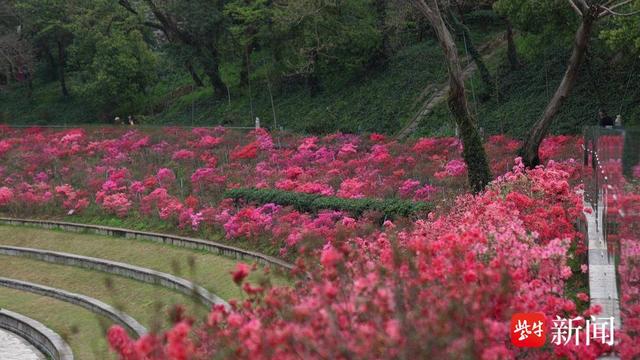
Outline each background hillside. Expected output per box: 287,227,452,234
1,1,639,137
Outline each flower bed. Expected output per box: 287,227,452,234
2,125,638,358
0,126,581,257
106,159,614,359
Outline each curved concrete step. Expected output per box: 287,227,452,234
0,217,293,272
0,308,74,360
0,277,146,338
0,245,229,309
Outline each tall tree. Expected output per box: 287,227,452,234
273,0,382,95
0,32,34,91
69,0,157,116
504,17,519,70
15,0,74,97
0,2,33,90
410,0,492,193
373,0,392,66
508,0,640,167
446,7,494,92
224,0,273,87
118,0,229,98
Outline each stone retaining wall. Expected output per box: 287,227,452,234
0,308,74,360
0,217,293,272
0,277,147,337
0,246,228,309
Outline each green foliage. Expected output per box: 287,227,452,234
271,0,382,80
224,188,433,219
417,34,640,138
81,30,157,115
69,1,158,116
493,0,574,35
599,1,640,55
0,23,504,130
144,38,452,133
4,0,639,141
14,0,74,45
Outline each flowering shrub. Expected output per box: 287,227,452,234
0,126,584,253
107,160,610,359
156,168,176,185
2,126,635,358
231,141,259,160
100,193,132,218
172,149,195,161
0,186,13,206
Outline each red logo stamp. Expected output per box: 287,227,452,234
511,312,547,348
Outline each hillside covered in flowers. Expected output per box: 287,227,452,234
0,126,579,254
0,126,638,359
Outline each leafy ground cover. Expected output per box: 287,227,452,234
418,35,640,139
0,25,502,134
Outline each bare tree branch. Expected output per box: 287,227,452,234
567,0,584,16
598,0,640,17
573,0,590,12
117,0,139,15
608,0,634,10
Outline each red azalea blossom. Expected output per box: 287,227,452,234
231,263,251,285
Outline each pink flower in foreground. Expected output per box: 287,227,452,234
231,263,251,285
577,292,589,302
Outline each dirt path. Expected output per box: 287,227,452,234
395,36,506,140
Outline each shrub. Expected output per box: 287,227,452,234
223,188,432,218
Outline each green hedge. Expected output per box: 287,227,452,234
224,188,432,218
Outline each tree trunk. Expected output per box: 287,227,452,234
505,19,520,70
373,0,391,66
454,0,466,24
57,40,69,98
186,61,204,87
240,41,254,87
240,24,258,87
306,49,320,96
520,16,594,167
43,44,57,81
448,9,493,91
200,47,227,98
414,0,491,193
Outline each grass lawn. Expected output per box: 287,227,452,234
0,255,208,329
0,225,290,300
0,225,292,359
0,287,116,359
